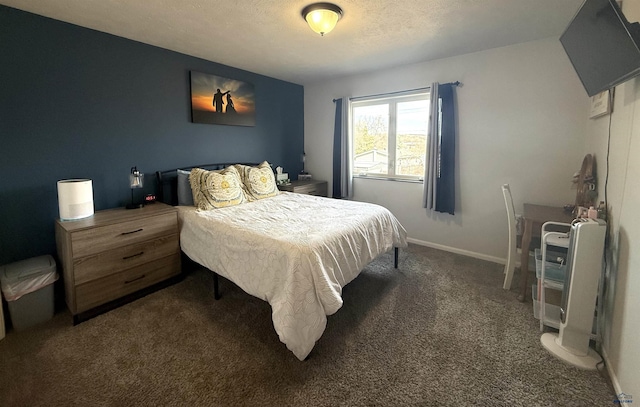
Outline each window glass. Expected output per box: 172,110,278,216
396,100,429,177
352,104,389,175
350,91,429,181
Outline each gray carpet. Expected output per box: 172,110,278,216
0,244,615,406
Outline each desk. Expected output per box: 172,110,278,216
518,204,575,302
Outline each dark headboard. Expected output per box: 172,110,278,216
155,162,260,206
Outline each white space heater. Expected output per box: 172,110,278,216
540,218,606,370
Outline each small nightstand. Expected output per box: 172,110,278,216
278,179,328,197
55,202,181,323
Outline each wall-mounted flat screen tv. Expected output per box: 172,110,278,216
560,0,640,96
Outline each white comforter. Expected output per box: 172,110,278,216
177,192,407,360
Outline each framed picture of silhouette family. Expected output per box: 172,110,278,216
190,71,256,126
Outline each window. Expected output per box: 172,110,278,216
350,90,429,181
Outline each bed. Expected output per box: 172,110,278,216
156,162,407,360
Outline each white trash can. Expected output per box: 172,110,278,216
0,255,58,331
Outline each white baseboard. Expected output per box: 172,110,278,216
601,346,623,400
407,237,506,265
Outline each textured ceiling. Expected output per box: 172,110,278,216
0,0,584,85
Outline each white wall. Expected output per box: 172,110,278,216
304,26,638,398
583,0,640,398
304,37,589,261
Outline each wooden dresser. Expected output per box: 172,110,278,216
55,202,180,323
278,179,328,197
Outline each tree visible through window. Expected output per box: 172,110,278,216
351,91,429,180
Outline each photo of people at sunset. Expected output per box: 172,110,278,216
190,71,256,126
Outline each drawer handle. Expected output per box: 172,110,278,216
122,251,144,260
124,274,146,284
121,228,143,235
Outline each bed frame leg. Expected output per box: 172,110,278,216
213,272,221,300
394,247,399,269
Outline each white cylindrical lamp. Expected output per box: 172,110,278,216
57,179,94,220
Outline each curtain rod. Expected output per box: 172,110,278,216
332,81,461,103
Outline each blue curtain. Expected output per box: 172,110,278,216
332,98,343,198
436,84,456,214
423,83,456,214
424,83,439,210
332,97,352,199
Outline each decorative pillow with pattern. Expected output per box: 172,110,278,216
189,166,246,210
235,161,278,201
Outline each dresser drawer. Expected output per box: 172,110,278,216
71,212,177,258
278,180,328,197
296,183,327,196
74,254,180,313
73,234,179,285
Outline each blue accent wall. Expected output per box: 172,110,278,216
0,5,304,265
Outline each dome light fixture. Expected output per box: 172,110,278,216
301,3,343,36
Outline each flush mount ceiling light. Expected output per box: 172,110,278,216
301,2,343,36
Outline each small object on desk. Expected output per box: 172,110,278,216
597,201,606,220
576,206,588,218
298,173,312,180
145,194,156,203
275,166,290,185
